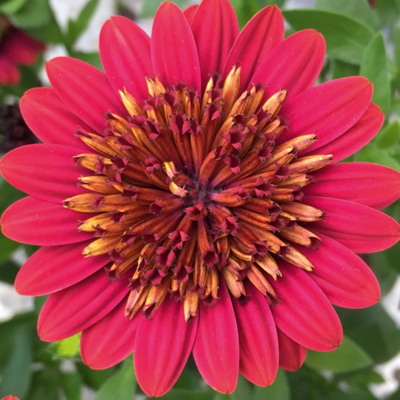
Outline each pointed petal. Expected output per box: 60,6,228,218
183,5,198,24
20,87,93,150
134,296,198,397
224,6,284,92
232,283,278,386
191,0,239,90
81,298,139,369
193,281,239,393
100,16,153,101
304,162,400,210
1,196,92,246
151,2,201,90
298,234,380,308
310,103,384,161
15,241,108,296
46,57,125,133
270,263,343,351
281,77,373,149
307,196,400,253
38,270,130,341
251,30,325,99
277,329,307,371
0,144,87,203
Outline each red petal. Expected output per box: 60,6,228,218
134,296,198,397
224,6,284,93
277,329,307,371
304,162,400,210
0,57,20,85
183,5,198,24
46,57,125,133
0,144,87,203
38,270,130,341
307,196,400,253
191,0,238,90
1,196,92,246
232,283,278,386
251,29,325,99
298,234,380,308
193,281,239,393
15,241,108,296
281,77,373,149
151,2,201,90
270,263,343,351
20,88,92,150
310,103,384,161
100,16,153,102
81,298,139,369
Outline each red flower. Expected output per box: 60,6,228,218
1,396,20,400
1,0,400,396
0,18,45,85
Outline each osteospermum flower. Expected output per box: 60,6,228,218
1,0,400,396
0,18,44,86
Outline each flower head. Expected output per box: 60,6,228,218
1,0,400,396
0,17,45,86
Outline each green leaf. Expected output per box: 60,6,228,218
0,326,33,398
253,369,290,400
141,0,187,18
0,0,28,14
66,0,99,46
70,51,102,70
330,59,360,79
316,0,380,31
94,359,136,400
305,336,372,373
354,145,400,171
0,259,20,283
360,33,391,114
283,9,373,65
49,333,81,359
376,120,400,149
231,375,253,400
151,388,215,400
7,0,51,29
61,372,82,400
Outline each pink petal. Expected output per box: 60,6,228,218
193,281,239,393
46,57,125,133
224,6,284,93
277,329,307,371
15,241,108,296
310,103,384,162
1,29,44,65
81,298,139,369
281,77,373,149
298,234,380,308
304,162,400,210
251,29,325,99
20,87,93,150
151,2,201,90
100,16,153,102
1,196,92,246
232,282,278,386
134,296,198,397
183,5,198,24
307,196,400,253
270,263,343,351
38,269,130,341
191,0,239,90
0,57,20,85
0,144,87,203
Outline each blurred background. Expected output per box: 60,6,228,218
0,0,400,399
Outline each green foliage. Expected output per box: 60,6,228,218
253,370,290,400
305,336,373,373
283,9,373,64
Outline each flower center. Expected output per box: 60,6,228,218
64,68,332,321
